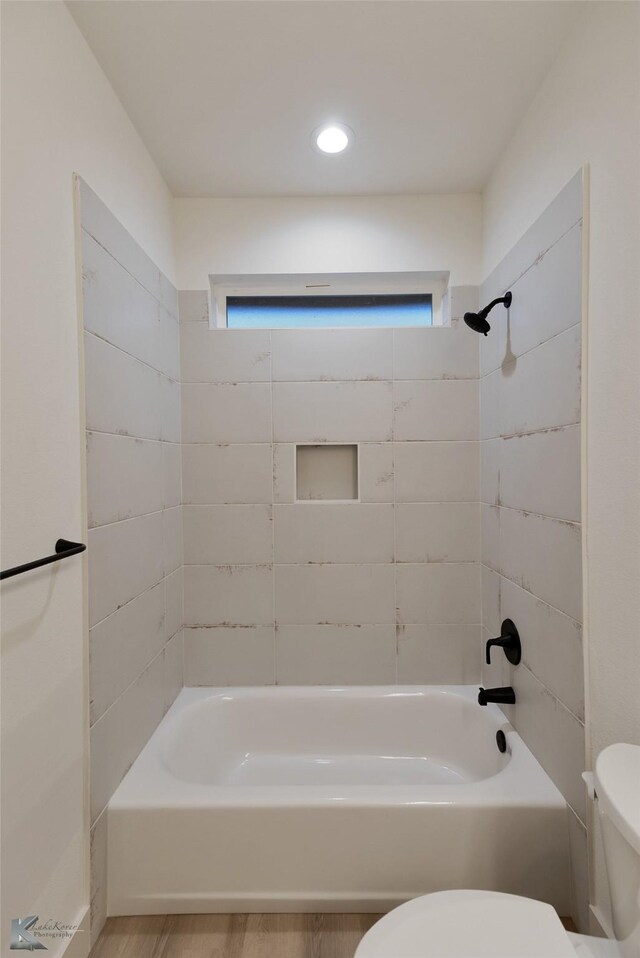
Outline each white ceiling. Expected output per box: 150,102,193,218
67,0,584,198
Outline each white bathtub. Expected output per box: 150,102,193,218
107,686,570,916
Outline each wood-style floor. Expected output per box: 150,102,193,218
90,913,579,958
89,914,383,958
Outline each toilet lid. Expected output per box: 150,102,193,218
355,890,577,958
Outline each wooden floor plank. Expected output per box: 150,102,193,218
90,911,576,957
90,914,381,958
89,915,171,958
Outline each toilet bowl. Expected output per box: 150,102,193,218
356,743,640,958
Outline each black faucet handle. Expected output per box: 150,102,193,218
485,619,521,665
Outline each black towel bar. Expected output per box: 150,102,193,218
0,539,86,580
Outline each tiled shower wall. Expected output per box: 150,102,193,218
80,181,183,942
179,291,482,685
478,172,585,928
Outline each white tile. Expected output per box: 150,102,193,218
273,381,393,442
159,273,178,319
182,443,273,504
481,171,582,300
393,380,479,440
499,506,582,622
480,317,504,378
271,328,393,382
161,376,181,443
183,627,275,685
82,231,163,370
183,505,273,565
568,807,590,932
394,442,479,502
480,438,500,506
499,426,581,521
178,290,209,324
393,326,478,380
88,512,164,627
184,564,273,627
275,625,396,685
275,564,395,626
87,432,163,528
273,444,296,503
480,369,500,440
274,504,394,564
80,179,161,300
163,630,183,712
448,288,478,321
162,441,182,508
182,383,272,442
90,651,165,823
359,443,394,502
164,566,183,640
497,224,582,364
89,582,165,724
500,577,584,719
158,306,181,381
481,503,500,572
181,326,271,383
500,324,581,438
396,503,480,563
501,663,586,820
397,624,481,684
163,505,183,576
85,332,163,440
481,565,501,637
396,563,480,624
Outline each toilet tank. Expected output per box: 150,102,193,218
594,744,640,955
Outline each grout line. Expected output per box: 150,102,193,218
516,660,586,728
183,561,478,567
480,501,581,527
269,331,277,685
81,225,177,317
182,376,478,385
478,320,582,381
84,329,180,385
480,421,581,442
89,625,175,732
88,505,179,533
89,568,178,632
480,562,582,629
491,218,583,300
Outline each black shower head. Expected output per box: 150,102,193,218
464,291,512,336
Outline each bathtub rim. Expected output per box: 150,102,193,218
108,684,567,812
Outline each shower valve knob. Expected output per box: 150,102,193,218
485,619,521,665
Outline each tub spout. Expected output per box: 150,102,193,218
478,686,516,706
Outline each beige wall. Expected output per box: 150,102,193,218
481,0,640,932
0,3,174,954
173,193,482,290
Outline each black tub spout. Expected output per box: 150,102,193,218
478,686,516,706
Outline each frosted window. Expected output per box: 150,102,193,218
227,294,432,329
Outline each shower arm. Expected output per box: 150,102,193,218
480,293,512,318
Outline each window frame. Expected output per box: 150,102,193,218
209,271,449,330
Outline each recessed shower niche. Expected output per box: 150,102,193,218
296,444,358,501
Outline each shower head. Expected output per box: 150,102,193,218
464,291,512,335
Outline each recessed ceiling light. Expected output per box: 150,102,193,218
312,123,353,155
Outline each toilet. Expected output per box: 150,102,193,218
356,743,640,958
